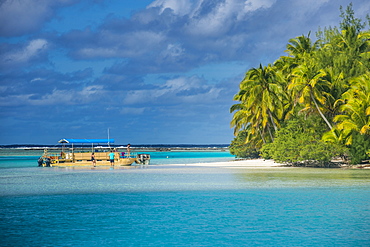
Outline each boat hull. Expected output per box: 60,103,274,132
46,158,137,167
38,143,150,168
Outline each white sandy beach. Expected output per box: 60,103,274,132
162,159,368,169
157,159,286,168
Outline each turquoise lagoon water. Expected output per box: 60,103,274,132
1,151,370,246
0,149,235,168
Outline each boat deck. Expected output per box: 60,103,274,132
50,157,138,167
42,151,138,167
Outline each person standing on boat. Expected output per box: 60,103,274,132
91,152,96,167
37,157,43,167
109,150,115,166
126,144,131,158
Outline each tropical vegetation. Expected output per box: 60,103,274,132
230,4,370,166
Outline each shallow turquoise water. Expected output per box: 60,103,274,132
0,150,235,168
0,153,370,246
1,188,369,246
144,151,235,164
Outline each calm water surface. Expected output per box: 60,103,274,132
0,154,369,246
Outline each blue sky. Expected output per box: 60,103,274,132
1,0,369,145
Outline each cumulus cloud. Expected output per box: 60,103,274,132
0,84,104,107
148,0,276,18
2,39,48,63
0,68,95,108
0,39,49,70
63,28,166,59
148,0,197,16
62,0,334,74
149,0,276,36
122,76,221,106
243,0,276,12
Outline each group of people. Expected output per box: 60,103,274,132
91,144,131,167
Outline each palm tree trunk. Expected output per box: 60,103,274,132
268,110,278,131
258,128,266,144
267,125,274,142
310,91,333,129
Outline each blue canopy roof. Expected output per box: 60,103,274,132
58,138,115,144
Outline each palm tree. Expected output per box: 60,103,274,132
231,64,287,146
230,103,268,147
334,72,370,140
230,103,250,136
288,58,333,130
333,27,370,79
284,34,336,129
322,67,346,119
245,65,284,131
285,33,318,59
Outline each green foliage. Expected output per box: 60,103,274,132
231,4,370,165
229,130,260,158
339,3,365,32
349,132,370,164
261,116,345,166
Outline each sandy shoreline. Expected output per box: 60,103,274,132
152,159,287,168
158,159,369,169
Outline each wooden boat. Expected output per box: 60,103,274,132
37,138,145,167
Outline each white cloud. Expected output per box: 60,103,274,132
164,77,200,91
79,85,103,98
30,78,45,83
74,31,165,59
148,0,276,19
148,0,196,16
185,1,232,36
0,94,34,107
0,84,104,107
182,0,276,36
2,39,48,65
162,44,185,58
243,0,276,13
122,76,221,105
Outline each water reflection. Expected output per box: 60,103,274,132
234,168,370,188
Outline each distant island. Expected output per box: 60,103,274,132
0,144,230,151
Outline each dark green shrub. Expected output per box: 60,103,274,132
229,130,260,158
349,133,370,165
261,116,343,166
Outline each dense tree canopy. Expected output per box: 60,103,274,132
230,4,370,165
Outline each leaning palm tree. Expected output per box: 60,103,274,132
231,64,287,145
288,57,333,130
231,97,270,146
245,65,286,130
230,103,269,147
230,103,250,136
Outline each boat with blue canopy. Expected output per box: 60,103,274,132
38,138,149,167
